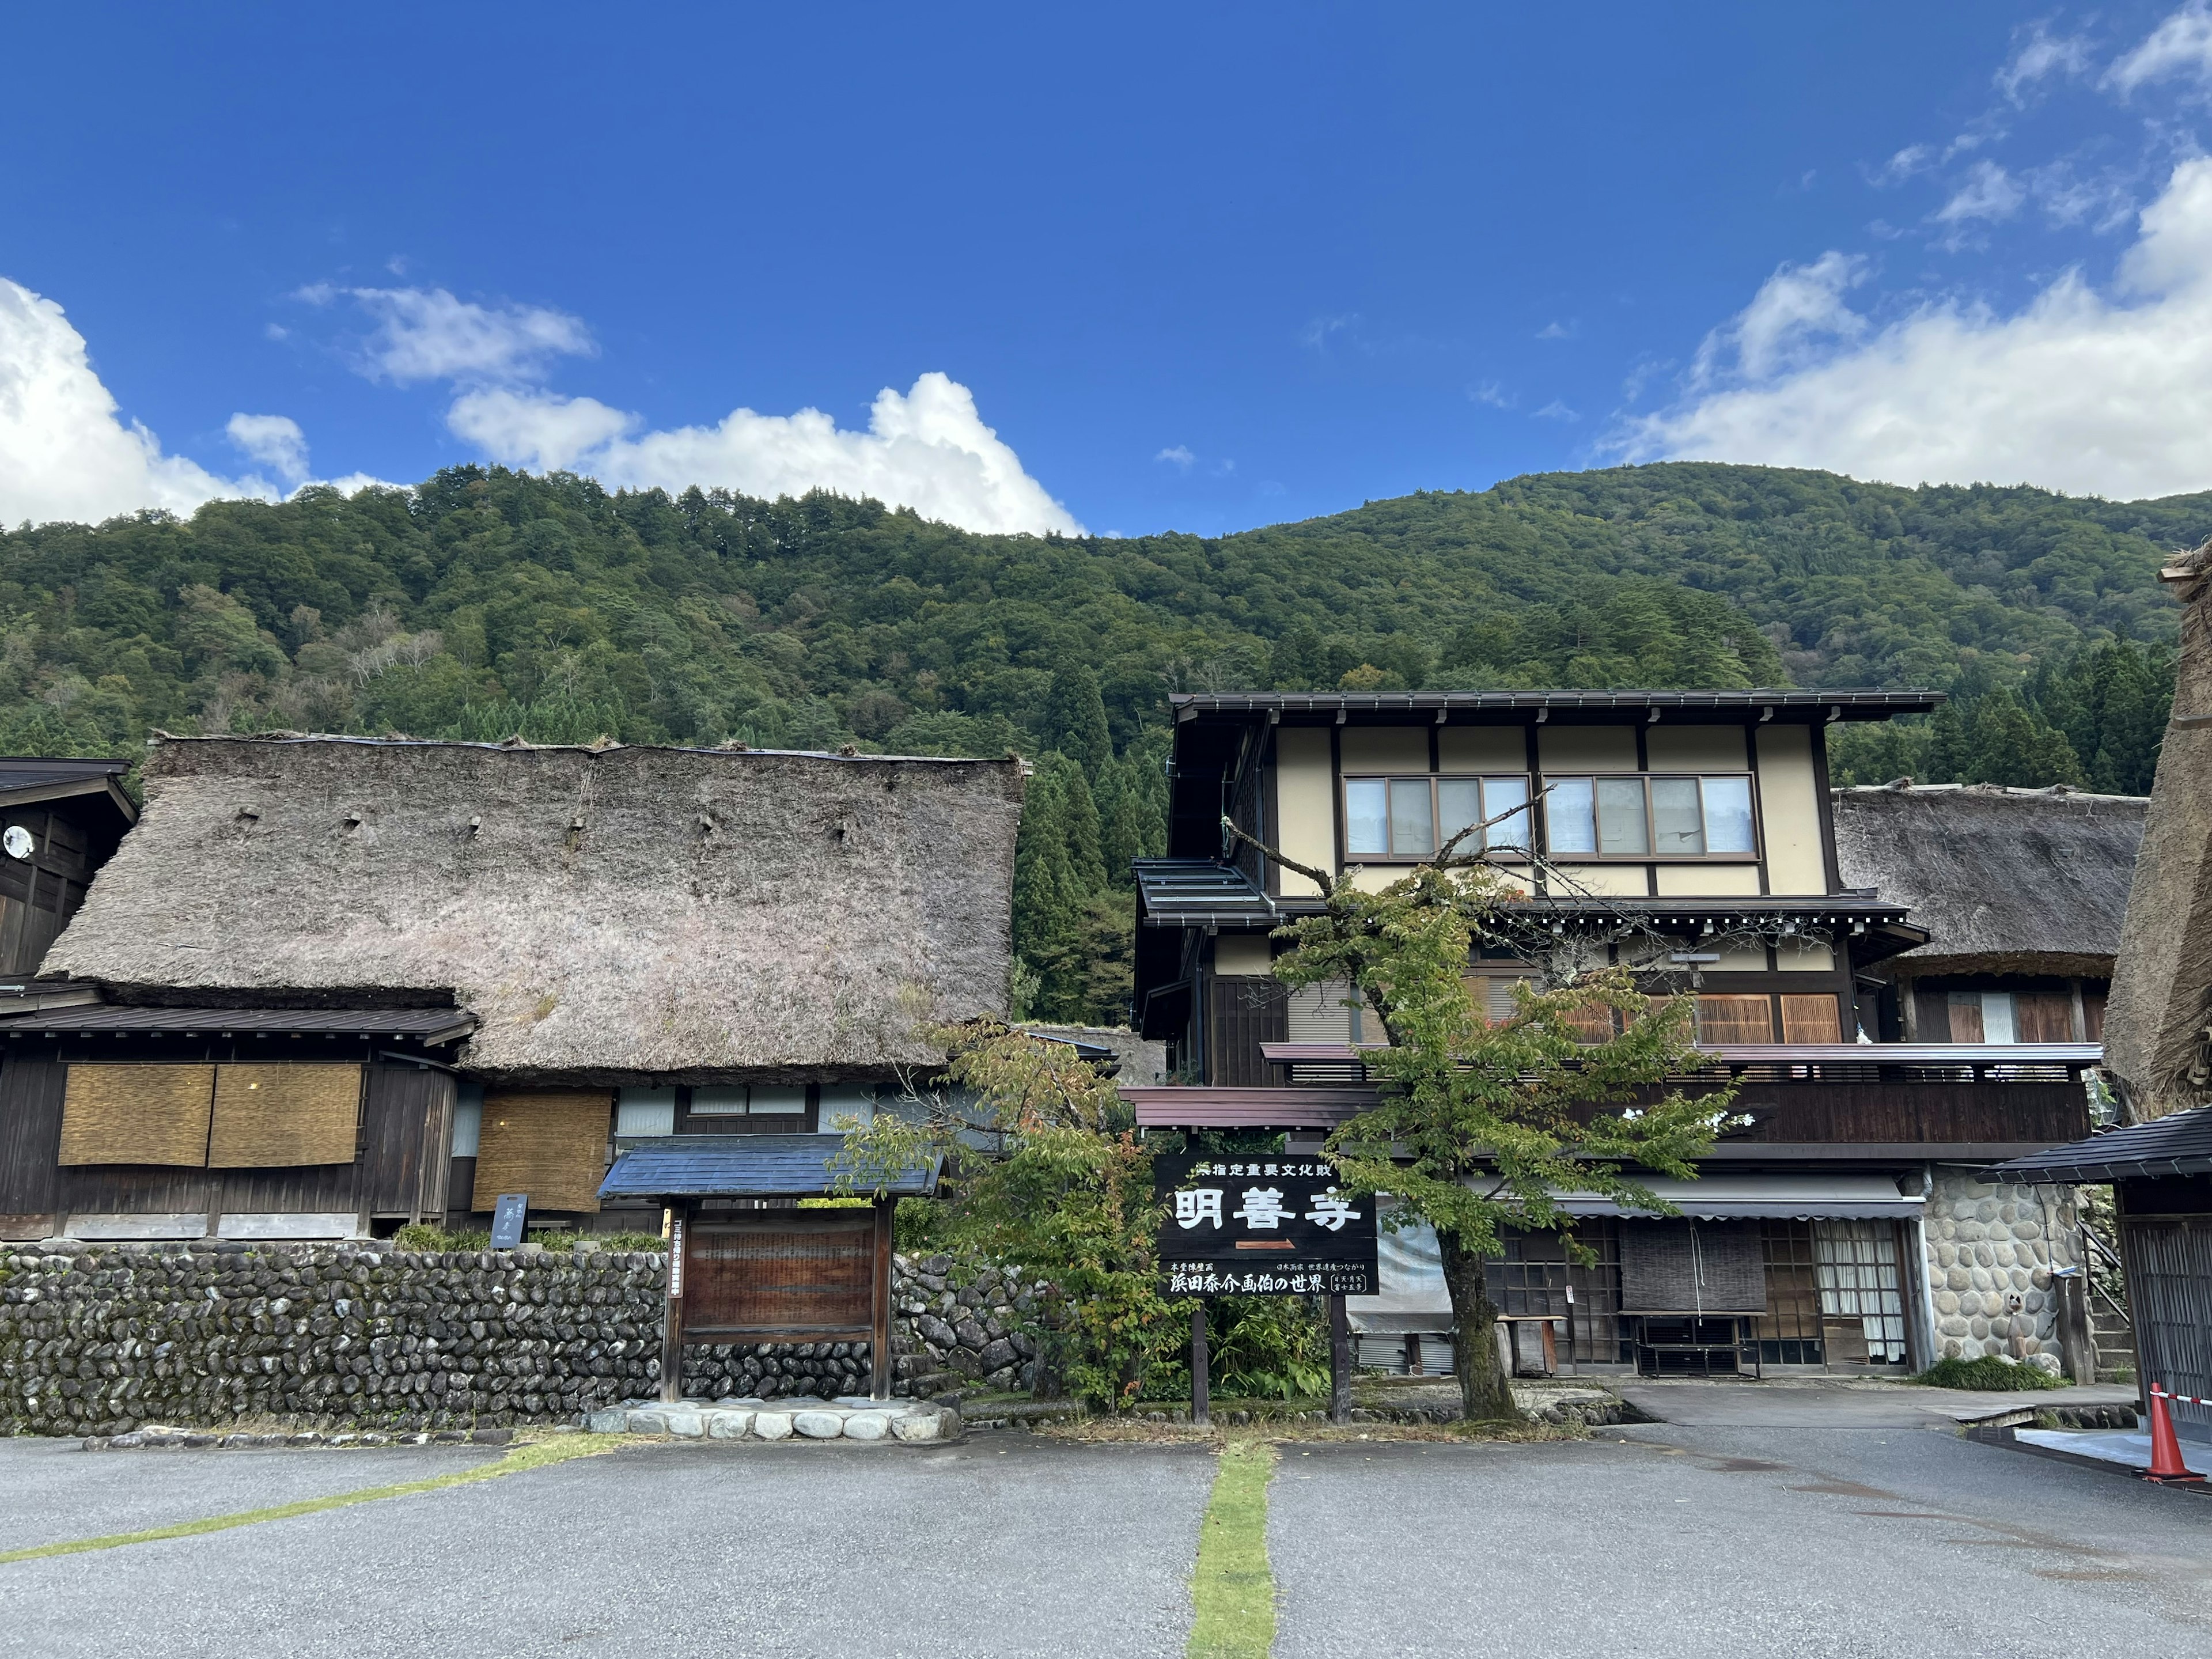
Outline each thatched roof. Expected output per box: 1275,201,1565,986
1831,782,2145,978
43,736,1023,1082
2108,540,2212,1118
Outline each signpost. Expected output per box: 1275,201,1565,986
1154,1153,1379,1425
490,1193,529,1250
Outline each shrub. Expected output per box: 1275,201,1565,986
1912,1355,2066,1392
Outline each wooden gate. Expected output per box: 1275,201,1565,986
2122,1213,2212,1441
669,1205,894,1398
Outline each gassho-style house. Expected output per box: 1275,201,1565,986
0,733,1021,1247
1127,690,2115,1381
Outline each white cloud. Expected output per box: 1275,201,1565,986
1154,445,1195,469
304,285,594,384
449,372,1083,535
0,278,278,526
1998,22,2093,102
2109,2,2212,93
1469,380,1513,408
1934,160,2027,230
226,412,309,483
1534,400,1578,422
1612,158,2212,499
1535,320,1577,340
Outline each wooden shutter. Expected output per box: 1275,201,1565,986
2016,993,2074,1043
1779,994,1842,1044
471,1090,612,1213
1947,994,1987,1043
1696,995,1775,1044
209,1065,363,1168
58,1065,214,1166
2084,991,2106,1043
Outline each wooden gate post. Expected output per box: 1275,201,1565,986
660,1203,685,1406
869,1199,894,1401
1328,1294,1351,1425
1191,1304,1210,1426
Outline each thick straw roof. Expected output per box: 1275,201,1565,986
1831,782,2145,978
44,736,1022,1081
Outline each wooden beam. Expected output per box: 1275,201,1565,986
1191,1304,1210,1427
869,1198,895,1402
1328,1294,1351,1425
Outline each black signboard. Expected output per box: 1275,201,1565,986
490,1193,529,1249
1154,1153,1377,1296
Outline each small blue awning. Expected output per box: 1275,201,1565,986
597,1134,941,1201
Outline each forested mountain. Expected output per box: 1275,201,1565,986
0,459,2195,1021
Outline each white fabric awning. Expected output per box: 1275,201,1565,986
1551,1174,1923,1221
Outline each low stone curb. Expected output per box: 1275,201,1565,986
84,1426,516,1451
589,1397,960,1444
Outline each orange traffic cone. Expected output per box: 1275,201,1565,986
2145,1386,2202,1483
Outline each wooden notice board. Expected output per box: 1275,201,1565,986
681,1210,881,1343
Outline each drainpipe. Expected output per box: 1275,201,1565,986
1907,1163,1939,1369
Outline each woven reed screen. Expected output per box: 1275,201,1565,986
208,1065,363,1168
58,1065,215,1166
471,1091,612,1213
1696,994,1776,1044
1778,994,1843,1044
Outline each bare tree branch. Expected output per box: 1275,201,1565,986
1218,815,1336,896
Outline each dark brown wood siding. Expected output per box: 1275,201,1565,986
1699,1080,2091,1146
1209,976,1287,1086
0,1041,452,1222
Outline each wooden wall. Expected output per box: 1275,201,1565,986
0,1039,452,1229
0,804,106,976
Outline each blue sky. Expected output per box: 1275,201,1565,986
10,2,2212,535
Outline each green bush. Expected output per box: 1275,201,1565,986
386,1224,667,1252
1912,1355,2067,1392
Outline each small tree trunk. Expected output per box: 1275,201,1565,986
1438,1232,1517,1422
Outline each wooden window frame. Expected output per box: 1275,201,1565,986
1339,773,1534,865
1535,772,1764,863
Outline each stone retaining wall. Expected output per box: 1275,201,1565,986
1921,1175,2081,1368
1,1240,1048,1438
0,1241,669,1438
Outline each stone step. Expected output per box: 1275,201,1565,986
590,1397,959,1444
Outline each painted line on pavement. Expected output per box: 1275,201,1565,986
0,1433,627,1565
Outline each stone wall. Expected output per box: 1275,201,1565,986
1,1240,1048,1438
891,1252,1049,1395
1921,1174,2081,1368
0,1240,669,1438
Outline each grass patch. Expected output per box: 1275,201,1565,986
1911,1355,2067,1392
0,1433,627,1566
1046,1416,1586,1446
1189,1441,1277,1659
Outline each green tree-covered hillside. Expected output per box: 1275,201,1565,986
1,459,2196,1020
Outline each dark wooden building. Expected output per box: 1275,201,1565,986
0,733,1021,1245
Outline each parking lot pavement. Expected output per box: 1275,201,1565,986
1618,1376,2143,1429
0,1435,503,1551
1268,1423,2212,1659
0,1435,1218,1659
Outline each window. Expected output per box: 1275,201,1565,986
1696,995,1775,1044
471,1091,613,1213
207,1065,362,1168
1814,1221,1908,1363
58,1064,217,1168
1949,990,2075,1044
615,1086,677,1138
1541,774,1759,859
1344,776,1532,859
1779,995,1842,1044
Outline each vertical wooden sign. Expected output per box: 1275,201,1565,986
660,1205,685,1406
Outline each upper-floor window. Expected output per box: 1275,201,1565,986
1544,774,1756,859
1344,775,1531,860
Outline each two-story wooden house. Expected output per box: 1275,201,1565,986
1128,691,2102,1380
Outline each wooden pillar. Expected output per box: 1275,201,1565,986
1191,1304,1210,1426
2056,1270,2097,1384
659,1203,685,1405
1328,1294,1351,1425
869,1198,895,1402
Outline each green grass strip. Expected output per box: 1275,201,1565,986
0,1432,627,1566
1188,1440,1279,1659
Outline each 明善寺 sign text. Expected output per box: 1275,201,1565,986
1152,1153,1378,1296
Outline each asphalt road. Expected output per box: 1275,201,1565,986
5,1419,2212,1659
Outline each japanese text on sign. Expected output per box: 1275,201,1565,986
1152,1152,1378,1297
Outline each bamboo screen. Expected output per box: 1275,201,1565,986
1778,994,1842,1044
58,1064,216,1166
471,1091,613,1212
1696,994,1775,1044
208,1065,362,1168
